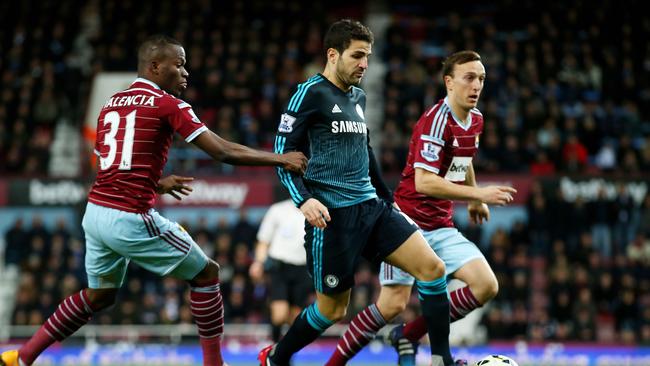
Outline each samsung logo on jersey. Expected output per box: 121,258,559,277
103,95,155,108
331,121,367,134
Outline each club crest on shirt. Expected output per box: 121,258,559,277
421,142,441,162
278,113,297,133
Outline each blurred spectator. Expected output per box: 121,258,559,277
572,288,597,341
594,140,617,171
4,218,28,268
640,196,650,236
593,272,616,314
588,188,614,258
529,151,556,176
615,289,639,334
627,233,650,266
562,134,589,172
231,208,257,249
612,184,639,254
526,183,550,255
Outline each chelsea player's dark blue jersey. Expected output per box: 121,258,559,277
274,73,379,208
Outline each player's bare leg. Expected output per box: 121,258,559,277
452,258,498,304
270,300,290,341
384,232,453,365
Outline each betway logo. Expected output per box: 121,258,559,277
448,162,469,173
161,180,249,208
560,177,647,205
443,156,472,182
30,180,87,205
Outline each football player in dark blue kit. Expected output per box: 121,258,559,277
259,19,463,366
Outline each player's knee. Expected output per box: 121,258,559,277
331,308,347,322
88,299,114,311
270,303,290,325
417,257,446,282
190,259,220,285
204,259,221,278
471,276,499,304
432,258,446,279
319,304,347,322
86,288,117,311
377,286,411,320
382,297,408,319
270,312,287,325
484,277,499,302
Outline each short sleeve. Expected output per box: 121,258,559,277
164,97,208,142
413,113,447,174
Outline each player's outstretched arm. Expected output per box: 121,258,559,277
414,168,516,205
192,130,307,174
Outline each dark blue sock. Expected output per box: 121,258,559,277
416,278,453,365
270,302,334,364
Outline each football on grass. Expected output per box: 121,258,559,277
475,354,519,366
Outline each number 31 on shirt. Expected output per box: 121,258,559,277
100,110,136,171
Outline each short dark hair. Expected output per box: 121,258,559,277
323,19,374,55
442,50,482,80
137,35,182,72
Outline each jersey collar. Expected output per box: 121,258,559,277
443,97,472,131
319,73,354,96
132,77,162,90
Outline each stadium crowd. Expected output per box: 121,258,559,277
0,0,648,176
378,1,650,175
1,0,649,347
5,188,649,343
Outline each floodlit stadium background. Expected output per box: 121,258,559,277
0,0,649,365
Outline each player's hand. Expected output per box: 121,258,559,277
468,201,490,225
249,261,264,281
476,185,517,206
300,198,331,229
156,175,194,200
281,152,308,175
